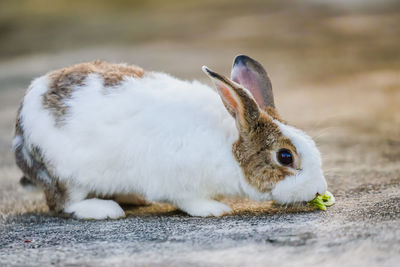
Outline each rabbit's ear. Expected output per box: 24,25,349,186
231,55,275,109
203,66,260,131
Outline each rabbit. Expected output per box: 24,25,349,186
12,56,327,219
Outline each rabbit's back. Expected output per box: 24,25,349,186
18,61,241,201
42,60,144,119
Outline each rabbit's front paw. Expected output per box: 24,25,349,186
64,199,126,220
176,199,232,217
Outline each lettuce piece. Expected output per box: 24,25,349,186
308,191,335,211
321,191,335,207
308,196,327,211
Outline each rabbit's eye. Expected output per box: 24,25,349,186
277,148,293,167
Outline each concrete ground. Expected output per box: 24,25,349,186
0,0,399,266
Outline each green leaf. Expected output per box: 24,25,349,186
321,191,335,207
308,196,326,210
307,191,335,211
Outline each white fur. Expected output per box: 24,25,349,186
64,199,125,220
271,120,327,203
20,70,326,218
12,135,22,151
175,199,232,217
21,146,33,168
21,72,255,218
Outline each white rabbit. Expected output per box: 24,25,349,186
13,56,327,219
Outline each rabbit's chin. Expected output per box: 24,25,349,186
270,173,327,204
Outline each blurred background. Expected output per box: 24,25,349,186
0,0,399,217
1,0,400,78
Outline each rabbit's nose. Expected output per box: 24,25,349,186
315,192,321,197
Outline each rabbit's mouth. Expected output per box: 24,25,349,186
270,173,328,204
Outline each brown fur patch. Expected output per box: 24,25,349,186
232,111,297,193
14,108,69,212
43,180,69,212
234,85,260,129
264,106,285,123
43,60,144,120
15,104,23,136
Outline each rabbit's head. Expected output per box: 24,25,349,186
203,55,327,204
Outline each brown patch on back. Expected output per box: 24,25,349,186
43,60,144,119
232,111,297,193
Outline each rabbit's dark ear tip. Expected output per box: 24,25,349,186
202,65,210,74
202,66,218,78
233,55,253,66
